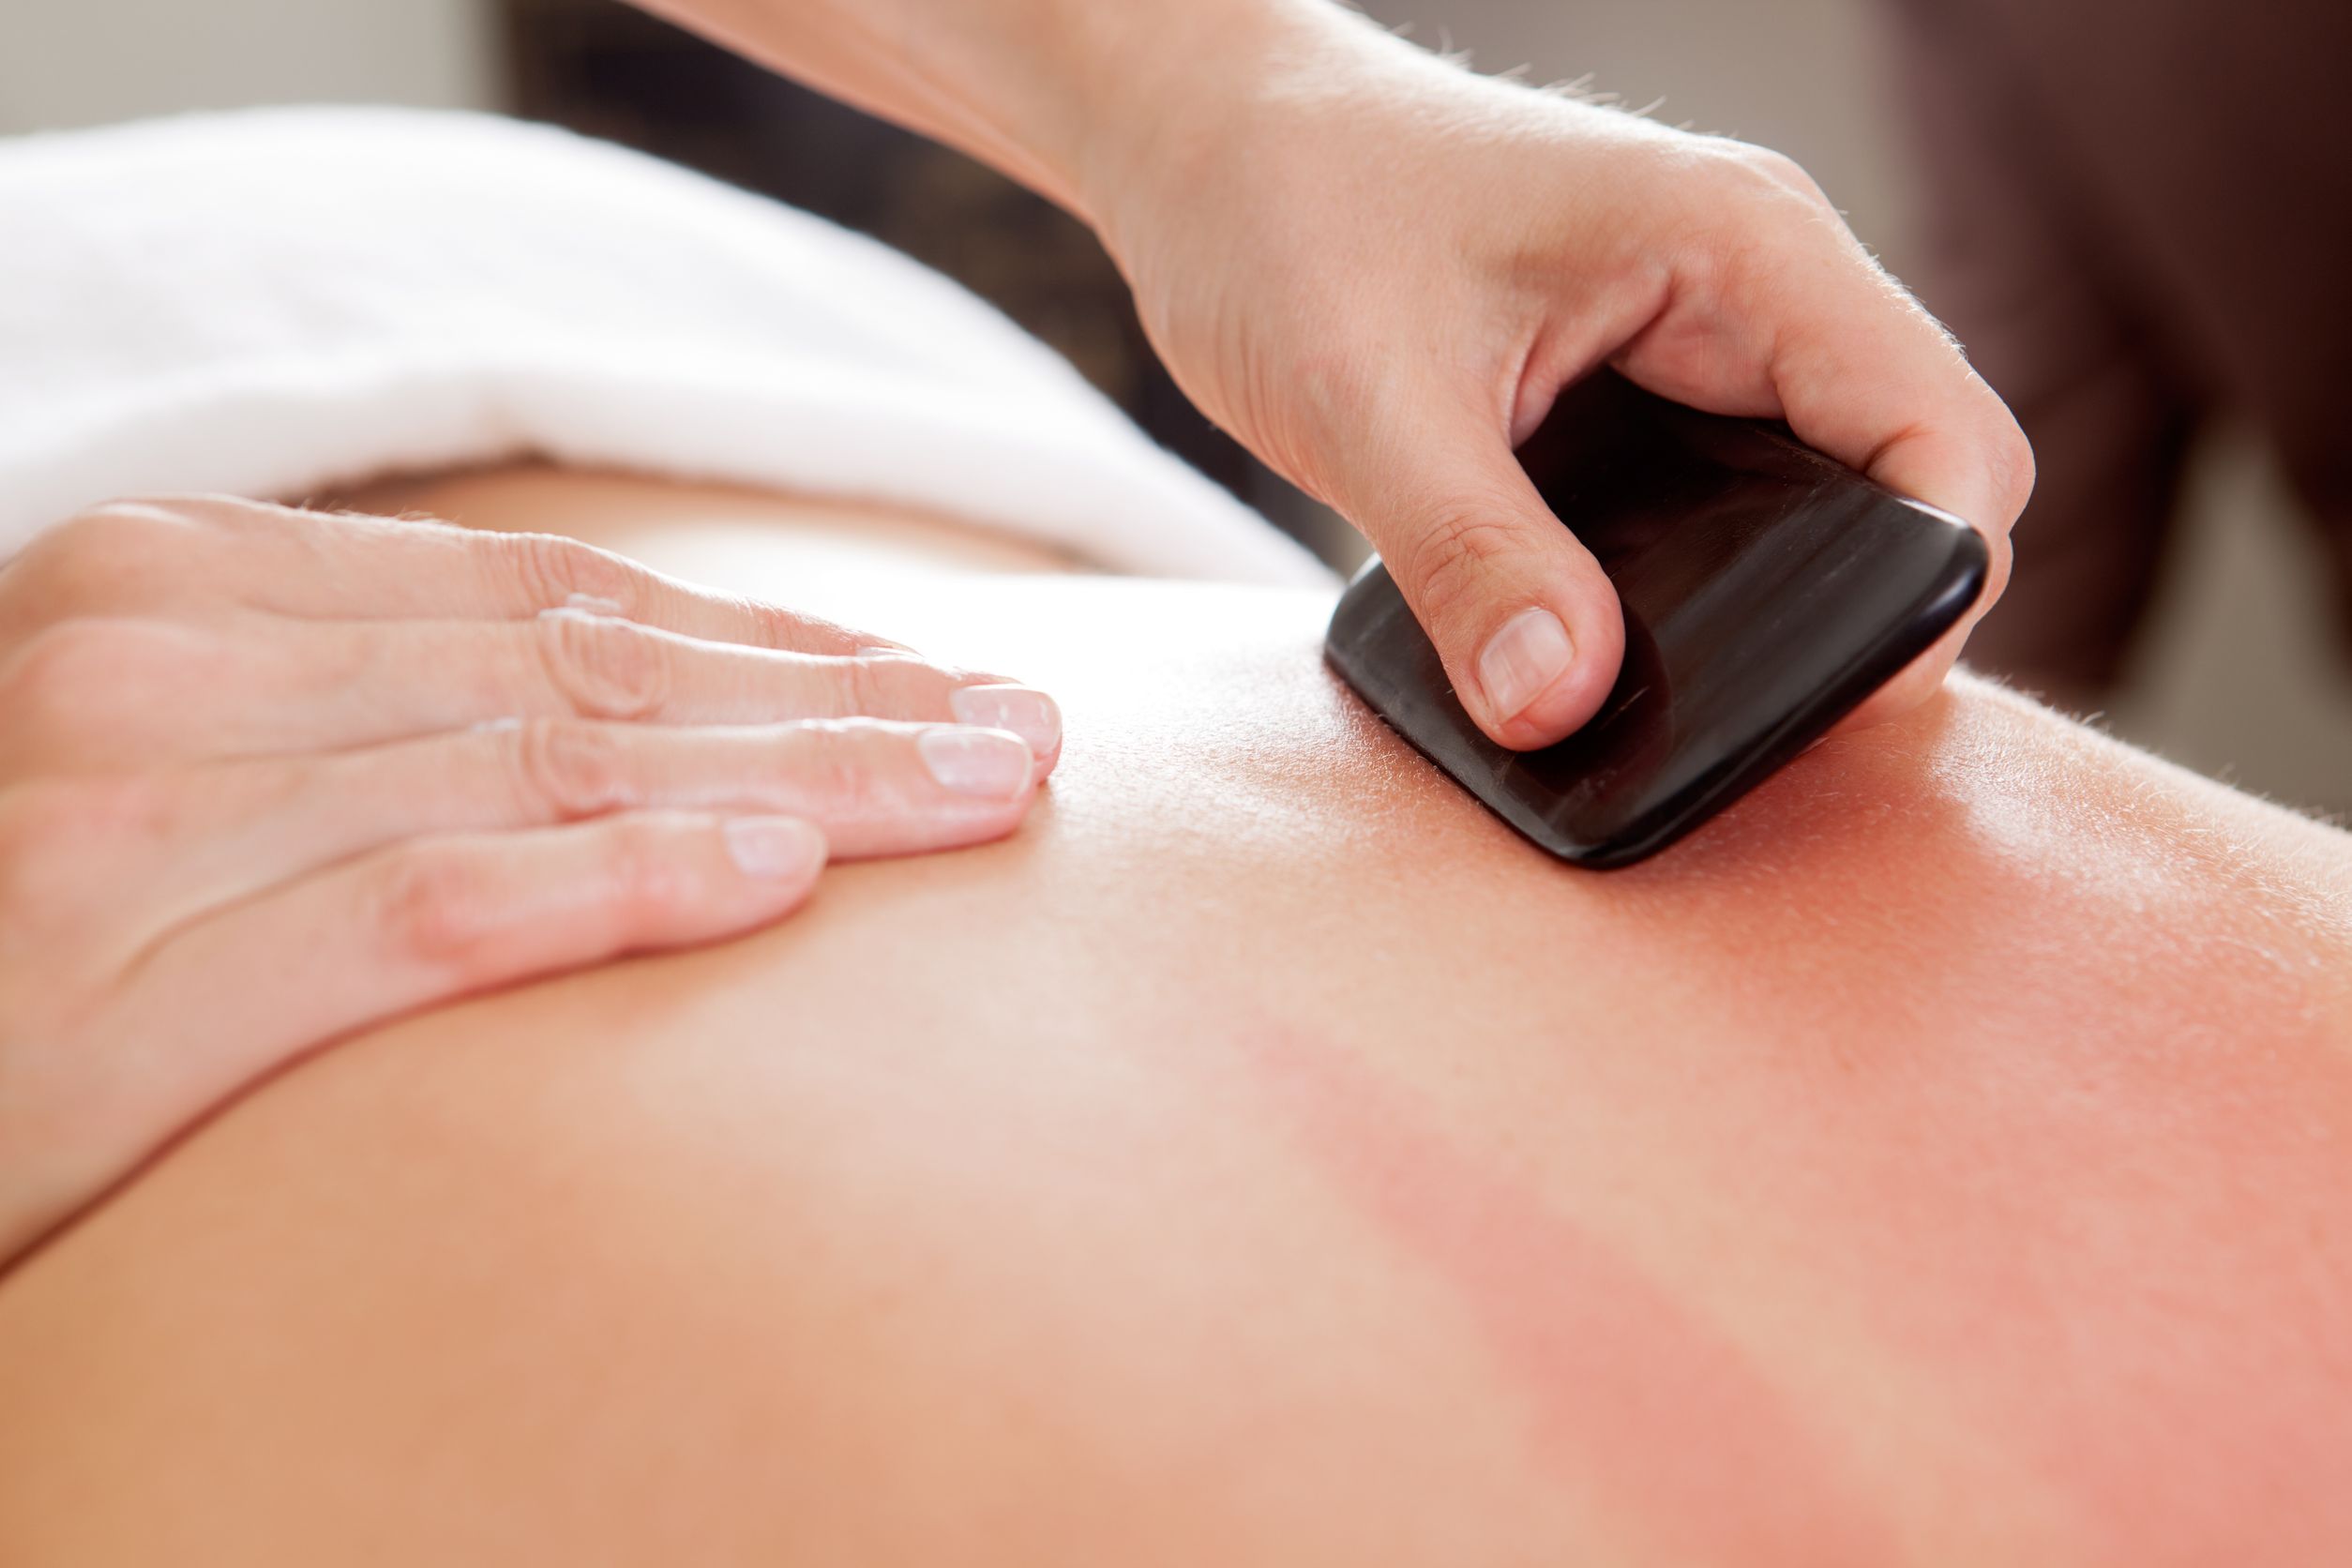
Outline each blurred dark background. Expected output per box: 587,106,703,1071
502,0,1305,535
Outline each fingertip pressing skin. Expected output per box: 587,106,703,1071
166,717,1048,906
948,684,1063,769
0,497,1063,1276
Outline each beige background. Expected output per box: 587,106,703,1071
7,0,2347,817
0,0,494,128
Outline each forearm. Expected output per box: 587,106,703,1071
632,0,2035,756
626,0,1365,229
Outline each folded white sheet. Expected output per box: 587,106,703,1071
0,106,1333,585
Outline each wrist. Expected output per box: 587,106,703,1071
1063,0,1386,251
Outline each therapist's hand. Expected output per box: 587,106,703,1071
0,497,1058,1267
628,0,2028,749
1083,6,2032,748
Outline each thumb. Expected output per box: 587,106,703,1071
1340,404,1626,749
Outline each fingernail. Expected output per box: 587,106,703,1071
919,727,1034,798
723,816,827,880
1476,607,1575,721
949,684,1062,757
857,644,915,659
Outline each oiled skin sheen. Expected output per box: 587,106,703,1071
1,473,2347,1566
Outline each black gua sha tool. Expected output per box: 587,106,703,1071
1324,370,1988,868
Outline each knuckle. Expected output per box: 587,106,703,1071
370,847,499,970
743,601,798,649
1394,502,1530,630
0,618,170,740
0,777,159,942
53,771,174,846
1720,143,1832,209
0,788,68,929
65,497,206,544
511,718,634,820
0,786,41,867
1991,417,2038,520
502,531,644,618
537,611,671,720
9,502,210,619
2,621,113,718
1689,148,1845,284
602,815,699,916
837,655,908,719
798,721,891,812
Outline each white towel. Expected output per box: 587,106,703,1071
0,106,1333,586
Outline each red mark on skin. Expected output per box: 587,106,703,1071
1241,1025,1893,1567
1738,1005,2352,1565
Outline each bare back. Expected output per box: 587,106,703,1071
2,475,2348,1565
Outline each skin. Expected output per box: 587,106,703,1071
0,491,1066,1266
4,0,2037,1386
635,0,2033,745
0,471,2344,1566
